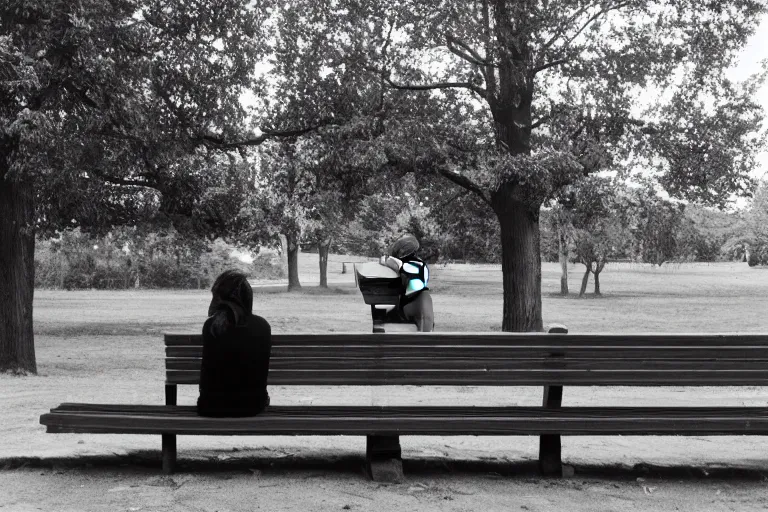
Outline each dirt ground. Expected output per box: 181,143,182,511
3,256,768,511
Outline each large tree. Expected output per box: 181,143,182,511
627,185,689,266
326,0,766,331
564,177,631,296
745,180,768,265
544,204,574,295
0,0,331,373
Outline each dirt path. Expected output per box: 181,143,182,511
3,456,768,512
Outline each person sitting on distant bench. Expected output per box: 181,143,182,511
379,234,434,332
197,270,272,417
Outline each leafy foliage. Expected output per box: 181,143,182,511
34,227,280,290
627,187,689,266
1,0,276,235
746,181,768,266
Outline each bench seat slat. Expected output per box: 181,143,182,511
166,346,768,359
164,369,768,386
45,403,768,416
164,333,768,347
41,405,768,435
165,358,768,371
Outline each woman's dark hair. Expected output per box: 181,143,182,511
207,270,253,338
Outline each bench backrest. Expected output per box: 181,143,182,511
165,332,768,387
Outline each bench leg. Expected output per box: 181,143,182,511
162,434,176,474
539,385,563,476
165,384,177,406
366,435,404,483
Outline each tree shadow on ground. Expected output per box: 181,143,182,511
3,452,766,483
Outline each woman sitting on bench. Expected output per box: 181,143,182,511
197,270,272,417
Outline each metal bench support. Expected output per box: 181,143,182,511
539,384,563,476
162,434,177,474
539,324,568,476
164,384,178,473
366,435,404,483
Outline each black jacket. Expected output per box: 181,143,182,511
197,314,271,417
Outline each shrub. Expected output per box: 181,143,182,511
748,244,768,267
251,250,285,279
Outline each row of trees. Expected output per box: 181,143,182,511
544,178,723,296
3,0,766,372
38,180,760,293
34,228,282,290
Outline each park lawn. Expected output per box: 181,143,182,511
3,254,768,511
31,256,768,337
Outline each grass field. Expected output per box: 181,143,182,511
32,255,768,336
3,254,768,511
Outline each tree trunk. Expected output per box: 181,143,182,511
593,269,601,295
557,230,569,296
0,176,37,373
593,260,605,296
318,238,331,288
492,187,543,332
286,232,301,291
278,234,289,275
579,265,591,297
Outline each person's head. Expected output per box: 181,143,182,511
207,270,253,337
389,235,420,259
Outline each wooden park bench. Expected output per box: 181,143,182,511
40,330,768,479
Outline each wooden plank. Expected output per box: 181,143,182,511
43,404,768,417
165,345,768,359
165,358,768,371
41,405,768,436
164,332,768,347
165,369,768,386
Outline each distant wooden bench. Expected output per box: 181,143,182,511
40,331,768,478
341,262,356,274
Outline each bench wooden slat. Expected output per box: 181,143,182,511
165,358,768,371
41,405,768,435
165,346,768,359
164,332,768,347
45,403,768,417
165,368,768,386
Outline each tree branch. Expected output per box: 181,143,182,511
445,33,493,68
198,120,336,150
561,1,633,50
362,60,488,98
541,3,595,52
378,19,396,112
532,57,570,75
530,115,551,130
481,0,496,97
381,145,491,206
383,75,487,98
435,167,492,206
446,39,488,68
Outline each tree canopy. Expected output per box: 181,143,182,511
2,0,767,372
0,0,344,372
